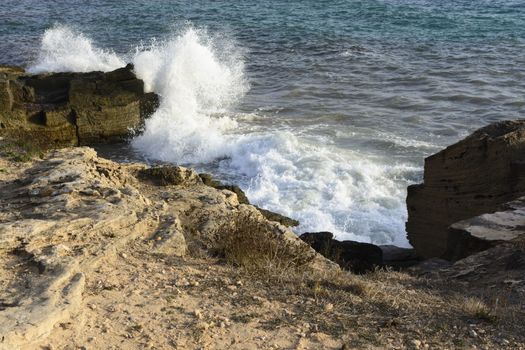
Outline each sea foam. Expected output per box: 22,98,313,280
27,25,412,247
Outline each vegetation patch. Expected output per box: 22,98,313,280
214,215,314,280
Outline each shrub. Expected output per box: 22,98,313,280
214,215,314,280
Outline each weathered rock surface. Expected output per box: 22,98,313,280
299,231,383,273
0,147,336,349
0,64,158,147
406,120,525,258
445,196,525,260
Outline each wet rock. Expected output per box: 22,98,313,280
406,120,525,258
0,64,159,147
299,231,382,273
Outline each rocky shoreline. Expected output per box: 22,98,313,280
1,66,524,349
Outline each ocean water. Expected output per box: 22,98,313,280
1,0,524,246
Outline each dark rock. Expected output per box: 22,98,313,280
0,64,159,147
410,258,452,275
406,120,525,258
299,231,383,274
444,196,525,261
254,206,299,227
199,173,299,227
379,245,422,269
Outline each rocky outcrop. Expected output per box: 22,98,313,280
0,64,158,147
445,196,525,261
406,121,525,258
299,232,383,273
0,147,336,349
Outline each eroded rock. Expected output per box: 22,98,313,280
0,64,159,147
406,120,525,258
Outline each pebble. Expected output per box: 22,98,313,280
411,339,422,348
323,303,334,312
469,329,478,338
197,322,209,330
194,309,203,319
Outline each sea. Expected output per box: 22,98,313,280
1,0,524,247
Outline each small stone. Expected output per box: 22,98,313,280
411,339,422,348
197,322,209,330
469,329,478,338
121,253,128,259
323,303,334,312
194,309,203,319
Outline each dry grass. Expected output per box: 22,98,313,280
462,297,497,322
214,215,314,281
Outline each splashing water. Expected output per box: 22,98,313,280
132,28,247,164
27,25,415,247
28,25,125,74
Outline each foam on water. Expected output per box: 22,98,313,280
28,25,414,247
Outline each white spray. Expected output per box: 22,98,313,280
28,25,412,247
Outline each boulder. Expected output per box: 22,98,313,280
379,245,422,269
444,196,525,261
406,121,525,258
299,231,383,273
0,64,159,147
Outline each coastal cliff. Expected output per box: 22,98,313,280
0,144,523,349
406,120,525,258
0,66,524,348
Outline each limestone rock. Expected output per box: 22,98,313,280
139,166,203,186
0,64,159,147
299,231,383,273
406,120,525,258
0,147,338,348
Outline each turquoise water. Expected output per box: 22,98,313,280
1,1,524,246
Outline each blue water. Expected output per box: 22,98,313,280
1,0,524,246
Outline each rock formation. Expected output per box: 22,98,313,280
445,196,525,261
299,232,383,273
0,147,336,349
0,64,158,147
406,120,525,258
